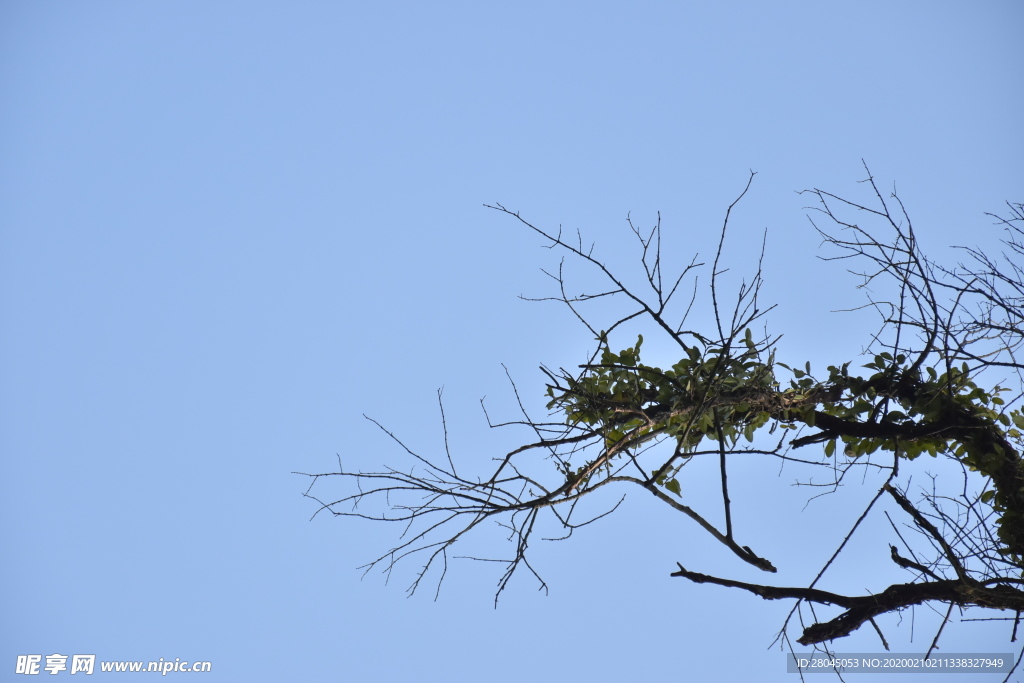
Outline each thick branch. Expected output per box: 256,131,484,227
672,564,1024,645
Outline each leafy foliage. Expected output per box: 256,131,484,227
549,335,1023,563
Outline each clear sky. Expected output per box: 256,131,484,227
2,2,1022,681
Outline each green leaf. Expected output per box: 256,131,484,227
824,440,836,457
665,478,682,497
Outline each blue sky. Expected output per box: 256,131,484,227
2,2,1022,681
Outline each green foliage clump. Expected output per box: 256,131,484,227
546,334,1024,559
